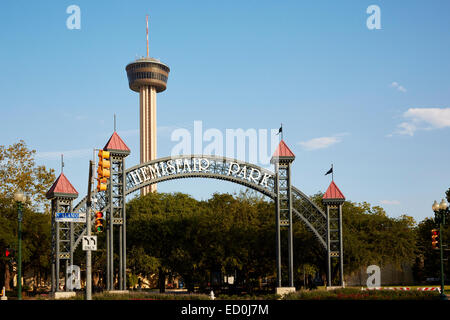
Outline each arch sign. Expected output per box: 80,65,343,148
125,155,276,198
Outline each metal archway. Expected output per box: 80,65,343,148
67,154,332,291
72,155,327,249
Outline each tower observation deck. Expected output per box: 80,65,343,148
126,56,170,194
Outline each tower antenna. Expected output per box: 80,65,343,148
114,114,117,132
146,15,149,57
61,154,64,173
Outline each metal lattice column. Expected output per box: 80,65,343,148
50,196,76,292
106,151,129,291
324,200,344,287
274,162,294,288
271,145,295,289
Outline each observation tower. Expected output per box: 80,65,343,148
125,16,170,194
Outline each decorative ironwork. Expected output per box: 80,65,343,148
292,186,327,249
68,154,339,288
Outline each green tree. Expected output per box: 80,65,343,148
128,246,160,287
125,189,418,293
0,140,55,291
341,201,417,276
0,140,55,210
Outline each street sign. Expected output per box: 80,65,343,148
82,236,97,251
55,212,86,223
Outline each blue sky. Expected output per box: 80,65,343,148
1,0,450,222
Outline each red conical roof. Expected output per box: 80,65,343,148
46,173,78,199
323,181,345,200
272,140,295,162
104,131,130,154
272,140,295,158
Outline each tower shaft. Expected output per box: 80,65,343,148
139,85,157,194
126,55,170,196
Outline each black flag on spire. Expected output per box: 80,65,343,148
325,164,334,181
276,124,283,140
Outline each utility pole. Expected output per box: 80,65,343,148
85,160,94,300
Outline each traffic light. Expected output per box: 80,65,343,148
97,150,110,192
5,248,10,257
431,229,440,250
95,211,104,232
97,177,107,192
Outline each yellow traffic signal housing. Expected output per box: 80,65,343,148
95,211,104,232
97,178,107,192
98,150,110,159
97,166,111,178
98,157,111,169
97,149,111,191
431,229,439,250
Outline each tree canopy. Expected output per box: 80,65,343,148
0,140,55,210
126,190,419,291
0,140,55,290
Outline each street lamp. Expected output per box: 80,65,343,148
432,200,440,212
439,199,448,211
432,198,448,301
13,189,26,300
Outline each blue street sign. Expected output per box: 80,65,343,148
55,212,85,223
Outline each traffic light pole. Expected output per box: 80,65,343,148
439,213,446,300
85,160,94,301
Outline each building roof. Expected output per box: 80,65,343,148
104,131,130,154
271,140,295,163
46,173,78,199
126,56,170,70
323,181,345,201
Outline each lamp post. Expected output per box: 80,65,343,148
432,199,448,300
14,190,26,300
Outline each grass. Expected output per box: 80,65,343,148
68,291,210,300
24,285,449,300
283,288,442,300
65,291,280,300
216,293,281,300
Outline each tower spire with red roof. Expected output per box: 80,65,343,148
103,131,131,155
270,139,295,164
322,180,345,202
46,173,78,199
322,177,345,287
271,137,296,288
